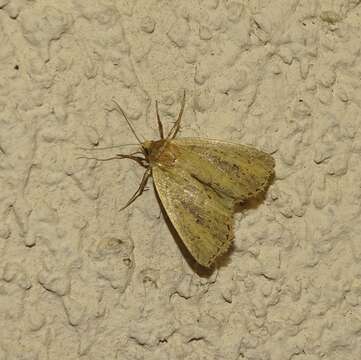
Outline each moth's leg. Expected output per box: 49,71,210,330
77,154,148,168
77,155,123,162
155,100,164,139
167,90,186,139
116,154,148,167
119,168,151,211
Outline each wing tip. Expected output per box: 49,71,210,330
200,220,234,268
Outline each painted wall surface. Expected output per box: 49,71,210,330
1,0,361,359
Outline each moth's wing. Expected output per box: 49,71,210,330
150,137,275,267
152,165,234,267
172,138,275,202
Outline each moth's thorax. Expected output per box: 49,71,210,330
142,140,179,167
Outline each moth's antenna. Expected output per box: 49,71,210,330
111,100,144,145
167,90,186,139
77,144,138,151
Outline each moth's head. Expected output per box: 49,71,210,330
141,140,156,161
141,140,153,157
141,139,166,163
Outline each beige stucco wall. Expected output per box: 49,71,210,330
1,0,361,359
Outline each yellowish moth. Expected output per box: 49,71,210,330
84,92,275,267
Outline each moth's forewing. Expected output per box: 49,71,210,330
171,138,275,201
150,138,275,267
152,165,234,267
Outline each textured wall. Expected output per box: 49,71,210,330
1,0,361,359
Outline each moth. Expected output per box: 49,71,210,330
84,92,275,267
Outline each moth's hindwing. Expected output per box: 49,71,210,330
151,138,275,267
